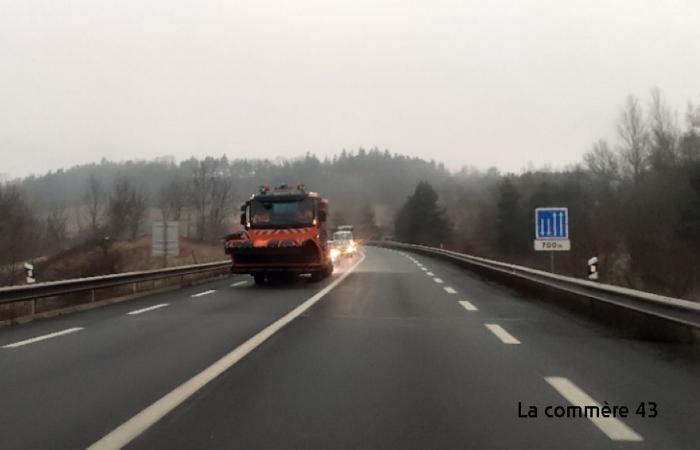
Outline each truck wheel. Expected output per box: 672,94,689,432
253,274,265,285
309,271,322,282
322,264,333,279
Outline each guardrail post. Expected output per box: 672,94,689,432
133,282,137,294
90,289,95,302
30,298,36,315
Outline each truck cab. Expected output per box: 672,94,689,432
225,184,333,285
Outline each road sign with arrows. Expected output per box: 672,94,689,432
534,207,570,251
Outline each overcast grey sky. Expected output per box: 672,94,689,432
2,0,700,178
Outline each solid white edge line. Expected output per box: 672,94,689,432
230,280,248,287
459,300,478,311
433,278,444,284
2,327,84,348
545,377,643,442
190,290,216,297
127,304,169,316
444,287,457,294
484,323,520,344
88,252,367,450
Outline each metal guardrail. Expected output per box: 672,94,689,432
0,261,231,315
370,241,700,330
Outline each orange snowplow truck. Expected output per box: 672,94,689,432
225,184,333,285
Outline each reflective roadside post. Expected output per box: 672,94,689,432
588,256,599,281
24,262,36,284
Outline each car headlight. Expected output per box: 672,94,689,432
330,248,340,260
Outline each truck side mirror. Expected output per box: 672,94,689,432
240,212,246,226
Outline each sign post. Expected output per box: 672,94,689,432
534,207,570,273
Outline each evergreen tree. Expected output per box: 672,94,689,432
332,211,348,230
395,181,451,246
358,201,380,240
496,178,525,256
679,166,700,240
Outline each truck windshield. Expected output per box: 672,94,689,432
249,198,314,228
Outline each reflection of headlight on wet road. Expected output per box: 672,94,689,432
330,248,340,260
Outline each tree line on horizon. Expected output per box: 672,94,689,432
0,149,446,284
395,88,700,299
1,89,700,300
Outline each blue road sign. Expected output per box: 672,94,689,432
535,207,569,240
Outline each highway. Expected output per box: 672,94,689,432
0,247,698,449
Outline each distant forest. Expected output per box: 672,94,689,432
2,89,700,300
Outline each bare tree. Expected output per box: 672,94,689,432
44,203,68,252
158,178,187,221
208,176,233,239
107,177,130,237
0,184,36,285
647,87,679,171
83,175,104,235
128,188,148,240
107,176,148,240
679,101,700,164
617,95,649,184
583,139,619,181
189,158,233,241
190,159,216,240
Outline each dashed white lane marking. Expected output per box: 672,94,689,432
433,278,444,284
421,267,428,271
2,327,84,349
127,304,169,315
545,377,643,442
484,323,520,344
230,280,248,287
88,252,367,450
444,287,457,294
191,290,216,298
426,272,435,276
459,300,478,311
